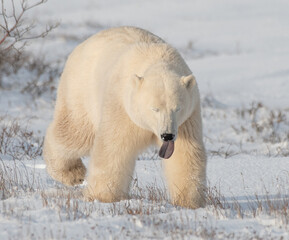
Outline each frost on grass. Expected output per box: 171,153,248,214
0,115,43,161
203,98,289,158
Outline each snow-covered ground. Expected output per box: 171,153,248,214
1,0,288,239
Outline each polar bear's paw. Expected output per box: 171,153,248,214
83,186,126,203
48,159,86,186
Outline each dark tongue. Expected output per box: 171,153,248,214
159,141,175,159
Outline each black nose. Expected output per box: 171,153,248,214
161,133,175,141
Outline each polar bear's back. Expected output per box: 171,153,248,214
59,27,165,96
72,27,165,63
70,27,165,68
60,27,165,89
94,26,165,45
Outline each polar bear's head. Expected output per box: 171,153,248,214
124,63,199,159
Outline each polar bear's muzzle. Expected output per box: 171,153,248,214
159,133,175,159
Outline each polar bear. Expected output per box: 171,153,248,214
43,27,207,209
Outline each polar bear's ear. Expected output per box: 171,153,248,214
132,74,144,86
181,74,196,89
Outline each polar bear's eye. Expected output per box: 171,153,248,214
151,108,160,112
176,107,181,112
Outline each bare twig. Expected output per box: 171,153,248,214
0,0,58,50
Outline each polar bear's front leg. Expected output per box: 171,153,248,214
84,134,138,202
163,115,207,209
164,146,206,209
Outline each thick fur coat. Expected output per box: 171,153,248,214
43,27,207,208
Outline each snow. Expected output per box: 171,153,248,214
1,0,289,239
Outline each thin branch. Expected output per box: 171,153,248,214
0,24,7,31
12,0,16,20
0,0,58,50
22,0,47,11
1,0,9,30
0,9,24,45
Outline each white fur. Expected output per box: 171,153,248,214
43,27,207,208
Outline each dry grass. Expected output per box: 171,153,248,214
0,50,61,101
203,97,289,158
38,177,169,221
206,180,289,226
0,158,38,200
0,46,28,88
21,57,60,99
235,102,289,146
0,116,43,160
